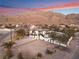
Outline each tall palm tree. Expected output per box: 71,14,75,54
5,24,16,42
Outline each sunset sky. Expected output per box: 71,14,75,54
0,0,79,15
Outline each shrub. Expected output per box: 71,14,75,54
17,52,24,59
3,50,13,59
15,29,26,40
37,52,42,58
46,49,53,54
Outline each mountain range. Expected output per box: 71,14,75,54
0,11,79,25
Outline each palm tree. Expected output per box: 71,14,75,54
5,24,16,42
53,26,60,32
2,41,15,59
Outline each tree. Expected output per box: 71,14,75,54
25,29,29,36
57,35,68,44
5,24,16,29
49,31,58,44
2,41,15,59
5,24,16,42
49,32,57,41
63,27,76,38
15,29,26,40
52,25,60,32
58,26,76,44
42,24,48,29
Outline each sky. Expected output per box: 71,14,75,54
0,0,79,15
53,8,79,15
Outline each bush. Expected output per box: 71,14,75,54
46,49,53,54
2,41,15,49
37,52,42,58
17,52,24,59
3,50,13,59
2,41,15,59
15,29,26,39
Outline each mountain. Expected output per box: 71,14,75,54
0,11,79,25
66,14,79,24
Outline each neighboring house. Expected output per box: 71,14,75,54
29,26,71,47
15,24,20,28
58,24,66,31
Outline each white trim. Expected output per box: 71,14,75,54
67,36,73,46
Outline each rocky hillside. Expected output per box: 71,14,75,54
66,14,79,24
0,11,79,25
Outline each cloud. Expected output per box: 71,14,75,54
32,2,79,11
0,2,79,14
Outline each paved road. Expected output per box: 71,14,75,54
0,31,10,40
0,31,10,42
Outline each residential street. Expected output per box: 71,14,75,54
0,31,9,38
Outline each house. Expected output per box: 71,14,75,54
29,24,75,47
59,24,66,31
